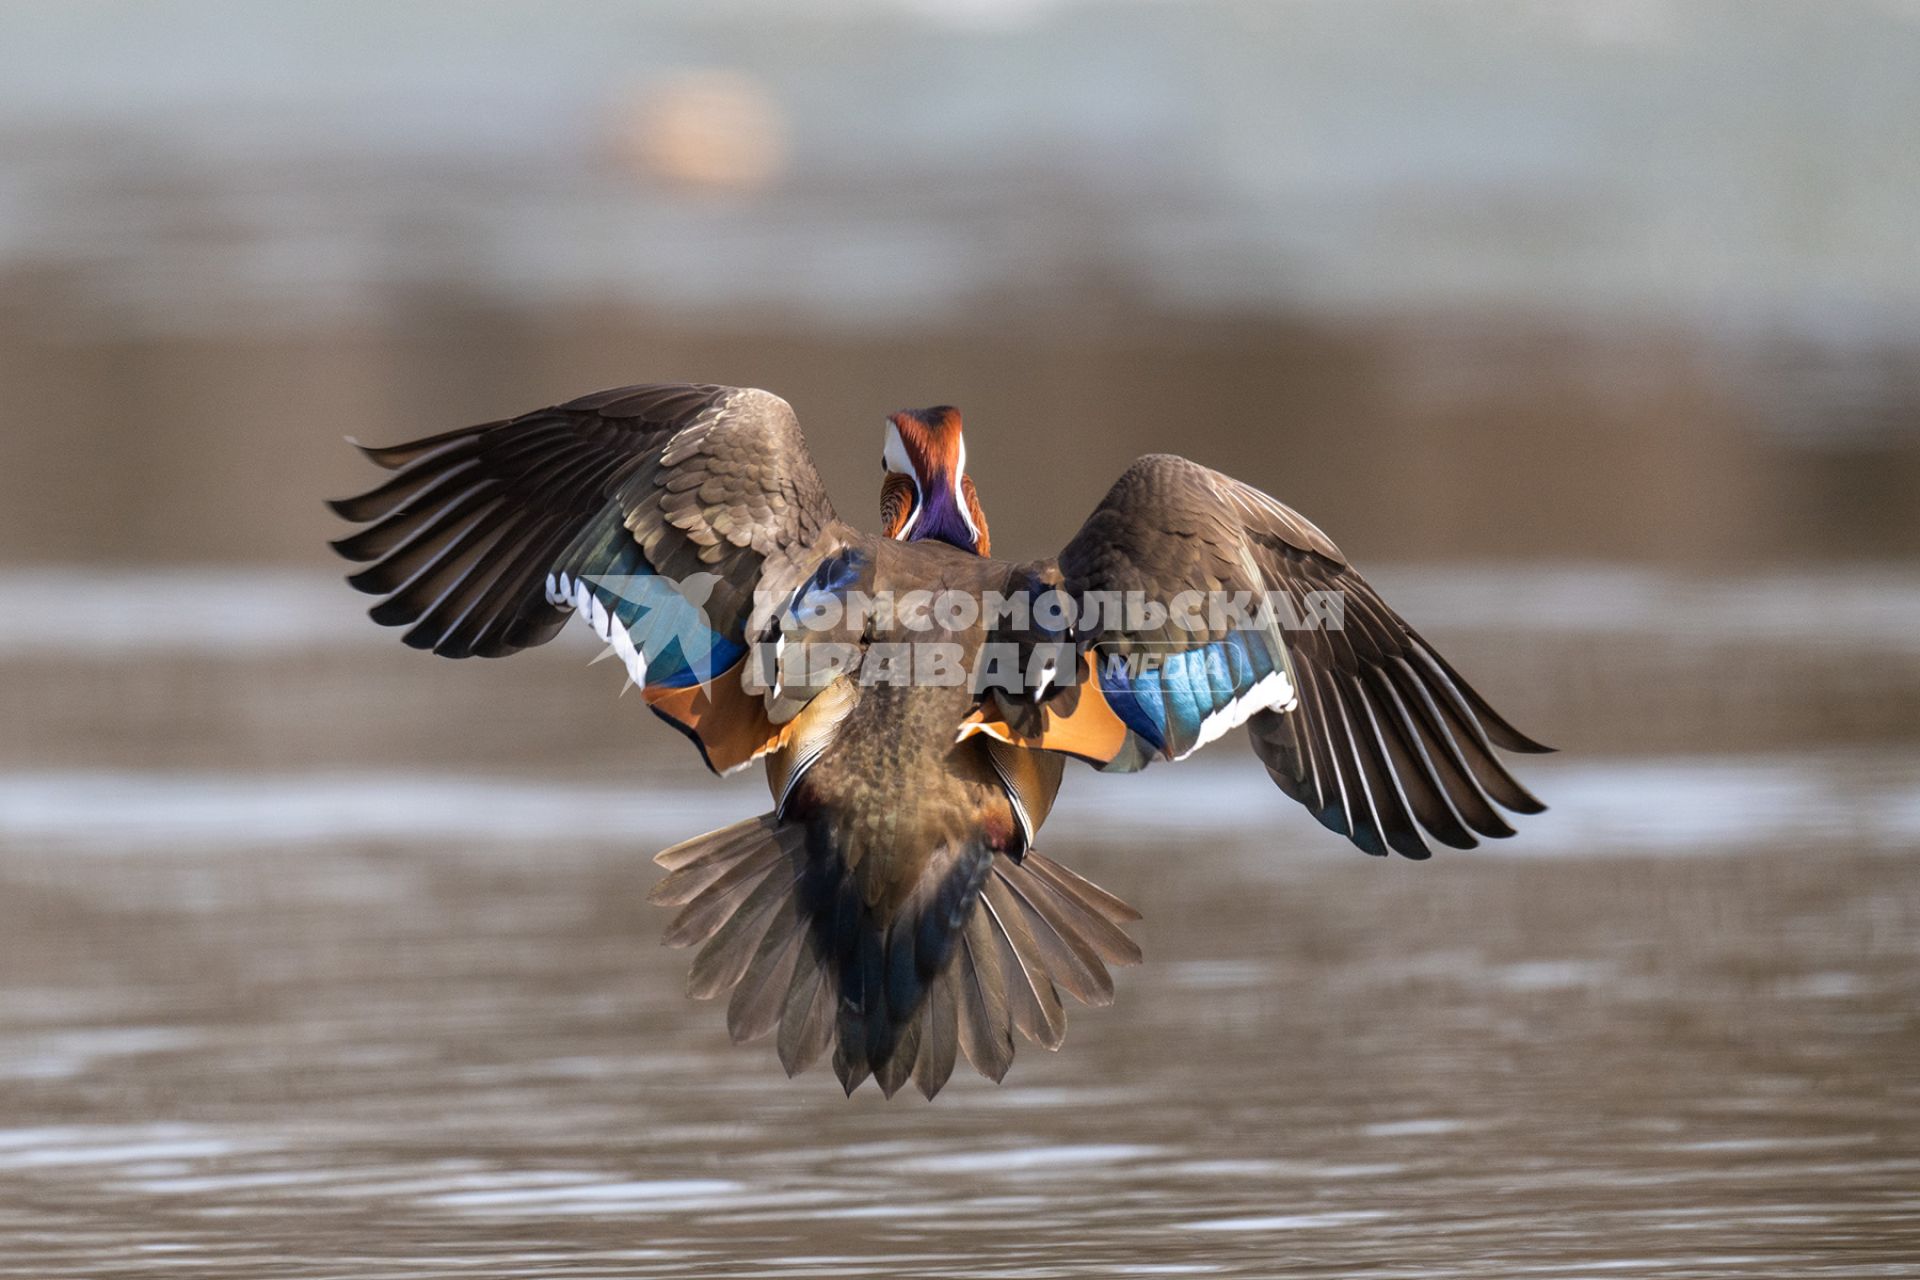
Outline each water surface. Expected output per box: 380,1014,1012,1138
0,761,1914,1276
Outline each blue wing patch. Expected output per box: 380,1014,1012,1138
548,519,746,690
1096,630,1290,762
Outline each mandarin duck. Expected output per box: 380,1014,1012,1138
331,383,1549,1098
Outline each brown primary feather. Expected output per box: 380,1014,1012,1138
913,970,961,1099
1025,851,1145,926
1019,855,1146,967
650,815,784,903
980,875,1067,1050
660,860,779,950
955,909,1015,1083
994,864,1116,1007
777,955,836,1078
874,1006,923,1098
1380,656,1520,835
729,908,808,1044
688,857,804,999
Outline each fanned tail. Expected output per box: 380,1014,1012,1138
650,816,1141,1099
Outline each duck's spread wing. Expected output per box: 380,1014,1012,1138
975,453,1551,859
329,382,843,773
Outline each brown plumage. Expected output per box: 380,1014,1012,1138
330,383,1546,1098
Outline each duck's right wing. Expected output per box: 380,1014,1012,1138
329,382,849,773
965,453,1551,859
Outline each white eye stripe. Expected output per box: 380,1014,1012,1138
952,431,978,541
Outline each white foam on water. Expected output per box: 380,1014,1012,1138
1362,1119,1472,1138
423,1178,745,1216
1366,563,1920,651
0,770,724,852
6,566,1920,657
889,1143,1164,1175
0,1026,205,1081
0,1124,261,1172
1186,1210,1391,1231
1056,751,1920,859
1167,1159,1405,1180
3,750,1918,859
0,570,379,656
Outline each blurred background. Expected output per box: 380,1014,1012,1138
4,0,1920,570
0,2,1916,1275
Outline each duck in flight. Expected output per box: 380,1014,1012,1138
331,383,1549,1098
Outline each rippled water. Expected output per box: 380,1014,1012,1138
0,759,1915,1276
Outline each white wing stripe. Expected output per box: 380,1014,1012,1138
1170,667,1298,762
563,578,648,687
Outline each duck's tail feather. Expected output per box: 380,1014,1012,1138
651,815,1141,1099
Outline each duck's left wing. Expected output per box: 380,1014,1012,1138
969,454,1551,859
329,382,847,773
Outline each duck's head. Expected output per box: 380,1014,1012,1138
880,406,990,556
